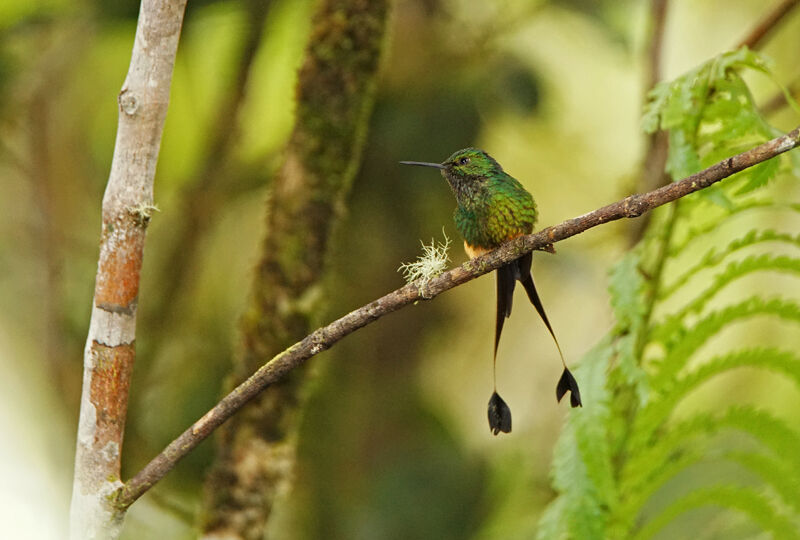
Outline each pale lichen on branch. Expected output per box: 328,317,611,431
398,229,452,295
127,201,160,226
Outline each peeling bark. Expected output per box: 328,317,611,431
69,1,187,538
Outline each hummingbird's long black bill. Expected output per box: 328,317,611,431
399,160,446,169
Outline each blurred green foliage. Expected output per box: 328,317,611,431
0,0,799,539
541,49,800,538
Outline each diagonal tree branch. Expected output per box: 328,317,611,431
114,124,800,511
737,0,800,50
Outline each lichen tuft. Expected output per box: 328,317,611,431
398,230,451,289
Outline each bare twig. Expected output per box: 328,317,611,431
69,1,187,538
737,0,800,50
629,0,670,245
114,125,800,510
646,0,669,92
761,78,800,116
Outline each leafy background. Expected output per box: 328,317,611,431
1,0,799,538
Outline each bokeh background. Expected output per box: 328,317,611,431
1,0,799,538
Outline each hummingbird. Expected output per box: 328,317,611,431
400,148,581,435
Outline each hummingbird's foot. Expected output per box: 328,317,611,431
488,391,512,435
536,243,556,254
556,368,582,408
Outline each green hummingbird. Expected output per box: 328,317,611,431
401,148,581,435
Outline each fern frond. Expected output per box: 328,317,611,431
632,348,800,447
650,297,800,386
617,450,800,535
617,407,800,535
662,230,800,299
631,485,799,540
535,496,568,540
667,200,799,258
540,341,616,540
734,154,782,194
541,44,800,540
607,251,651,401
661,254,800,323
622,406,800,497
725,451,800,514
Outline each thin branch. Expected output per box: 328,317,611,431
629,0,798,244
761,77,800,116
629,0,670,245
737,0,800,50
114,125,800,510
70,1,187,538
646,0,669,92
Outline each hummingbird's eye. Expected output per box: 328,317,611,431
458,157,470,165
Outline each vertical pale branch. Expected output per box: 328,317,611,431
200,0,390,538
69,1,187,539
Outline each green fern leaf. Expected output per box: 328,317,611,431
618,406,800,536
543,44,800,540
617,449,800,533
667,200,795,258
537,341,616,540
651,298,800,387
631,348,800,449
735,153,782,194
631,485,799,540
661,255,800,326
662,230,800,299
725,451,800,514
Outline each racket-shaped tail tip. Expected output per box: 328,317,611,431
488,391,512,435
556,368,582,408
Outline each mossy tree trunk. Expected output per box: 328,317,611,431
200,0,390,538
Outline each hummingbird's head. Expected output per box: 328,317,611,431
400,147,503,203
441,148,503,179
